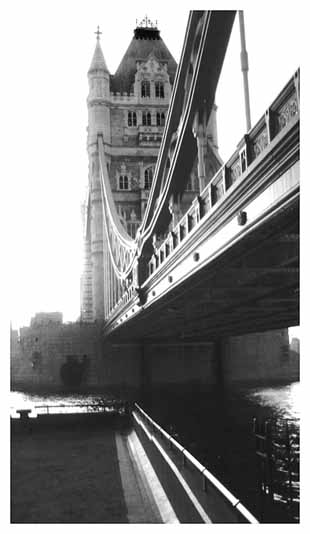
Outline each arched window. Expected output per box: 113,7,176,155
142,112,152,126
144,167,153,190
128,111,137,127
119,175,129,190
155,81,164,98
156,112,165,126
141,80,150,97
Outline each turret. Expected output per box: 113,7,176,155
87,27,111,146
87,27,110,321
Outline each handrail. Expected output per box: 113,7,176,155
134,402,259,523
12,402,129,417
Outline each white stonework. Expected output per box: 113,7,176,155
80,23,221,322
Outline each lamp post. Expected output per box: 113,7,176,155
239,11,252,132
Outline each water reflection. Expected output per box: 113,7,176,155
246,382,299,420
10,391,114,418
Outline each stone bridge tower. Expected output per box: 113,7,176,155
81,18,221,322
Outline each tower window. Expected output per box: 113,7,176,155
142,112,152,126
128,111,137,127
156,112,165,126
119,175,129,190
155,81,165,98
144,167,153,190
141,80,150,98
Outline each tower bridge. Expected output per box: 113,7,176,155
79,10,299,388
10,11,300,523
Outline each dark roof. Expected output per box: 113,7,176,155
110,28,177,94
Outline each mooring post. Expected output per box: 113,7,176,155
265,420,274,502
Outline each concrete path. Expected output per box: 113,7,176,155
11,424,128,523
11,417,179,523
115,429,179,523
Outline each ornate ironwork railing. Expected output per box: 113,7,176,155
146,70,300,278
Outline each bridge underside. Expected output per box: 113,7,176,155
107,196,299,344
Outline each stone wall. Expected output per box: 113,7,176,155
221,330,299,384
11,323,102,390
11,325,299,392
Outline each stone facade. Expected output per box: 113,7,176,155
80,21,221,321
101,332,299,390
11,314,101,390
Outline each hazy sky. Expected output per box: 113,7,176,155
2,0,301,333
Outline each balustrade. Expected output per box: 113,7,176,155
145,70,299,279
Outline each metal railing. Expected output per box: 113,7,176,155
134,403,258,523
11,402,130,418
253,416,300,522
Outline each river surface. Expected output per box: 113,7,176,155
10,380,299,522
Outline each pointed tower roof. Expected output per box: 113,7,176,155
110,17,177,94
88,26,109,74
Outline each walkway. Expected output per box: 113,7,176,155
11,415,175,523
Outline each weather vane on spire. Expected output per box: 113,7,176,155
95,25,102,40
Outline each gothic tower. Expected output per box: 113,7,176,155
81,18,221,322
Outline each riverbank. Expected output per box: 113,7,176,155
10,381,300,523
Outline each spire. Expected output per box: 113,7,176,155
88,26,109,74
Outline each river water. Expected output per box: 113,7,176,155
10,380,299,523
